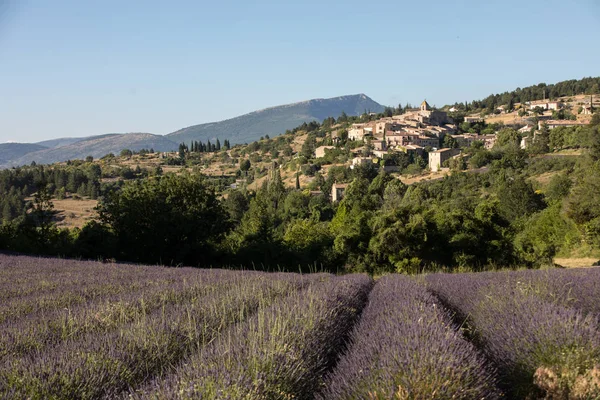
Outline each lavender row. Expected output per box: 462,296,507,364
0,260,252,324
128,274,372,399
427,272,600,398
0,273,308,399
0,273,240,361
504,267,600,317
0,254,243,300
425,267,600,321
0,276,176,325
0,254,174,291
318,274,501,399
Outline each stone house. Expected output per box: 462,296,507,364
581,104,594,115
529,101,562,111
351,157,373,169
399,144,424,156
428,148,461,172
348,124,366,141
315,146,335,158
331,183,348,202
464,116,483,123
414,136,440,148
539,120,588,130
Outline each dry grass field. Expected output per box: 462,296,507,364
399,170,449,185
554,258,599,268
52,197,98,229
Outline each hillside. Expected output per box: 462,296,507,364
447,76,600,111
0,143,48,165
166,94,384,145
1,94,382,169
36,138,99,149
3,133,177,167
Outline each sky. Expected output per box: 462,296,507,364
1,0,599,143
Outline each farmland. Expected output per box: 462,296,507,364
1,254,600,399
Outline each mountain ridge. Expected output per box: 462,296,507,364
2,133,177,168
0,94,384,168
166,93,384,145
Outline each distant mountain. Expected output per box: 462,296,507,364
0,143,48,165
2,133,177,168
35,136,114,149
167,94,384,145
1,94,384,168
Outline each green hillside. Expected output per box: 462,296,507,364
166,94,384,145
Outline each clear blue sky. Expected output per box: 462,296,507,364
1,0,599,143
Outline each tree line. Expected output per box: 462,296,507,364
448,76,600,113
1,111,600,274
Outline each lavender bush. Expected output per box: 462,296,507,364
0,254,215,324
507,267,600,317
428,271,600,398
0,273,239,360
129,274,372,399
318,274,501,399
0,256,311,399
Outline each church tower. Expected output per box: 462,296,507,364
420,100,430,111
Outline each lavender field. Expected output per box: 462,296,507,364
1,254,600,399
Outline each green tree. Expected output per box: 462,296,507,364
337,111,348,123
283,191,310,220
77,183,87,197
29,186,56,240
55,187,66,200
240,159,251,172
283,219,334,266
495,128,521,148
223,190,249,225
120,149,133,158
494,174,544,222
531,124,550,154
382,179,407,211
514,205,580,265
97,174,229,265
443,135,458,149
301,134,317,159
544,173,572,203
2,202,12,223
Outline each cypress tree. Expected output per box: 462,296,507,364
295,172,300,190
216,139,221,151
2,201,13,222
90,184,98,200
77,182,87,197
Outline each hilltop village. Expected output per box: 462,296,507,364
342,97,593,167
335,101,464,172
310,95,593,200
